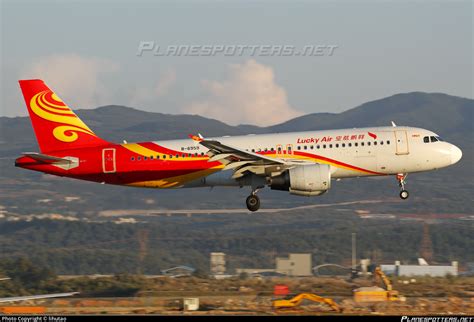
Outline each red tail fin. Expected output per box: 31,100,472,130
18,79,109,152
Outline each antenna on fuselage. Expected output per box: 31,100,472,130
391,121,397,127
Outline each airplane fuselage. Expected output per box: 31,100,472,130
15,79,463,211
16,126,462,189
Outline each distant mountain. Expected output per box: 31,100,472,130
1,92,471,154
268,92,472,138
0,92,472,215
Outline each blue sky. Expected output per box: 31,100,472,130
1,0,472,125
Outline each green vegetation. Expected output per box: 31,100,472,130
0,215,471,275
0,259,146,297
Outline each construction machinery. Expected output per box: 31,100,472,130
272,293,341,312
353,267,405,302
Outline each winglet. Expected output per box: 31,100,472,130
188,134,204,142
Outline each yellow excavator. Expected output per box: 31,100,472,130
374,267,403,301
272,293,342,312
353,267,405,302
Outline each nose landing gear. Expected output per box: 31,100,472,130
397,173,409,200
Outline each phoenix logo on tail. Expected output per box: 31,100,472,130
19,80,108,152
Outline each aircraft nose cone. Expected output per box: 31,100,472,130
451,145,462,165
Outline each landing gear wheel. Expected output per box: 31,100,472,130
399,190,409,200
396,173,409,200
246,194,260,212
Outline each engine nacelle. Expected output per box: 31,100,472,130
270,164,331,196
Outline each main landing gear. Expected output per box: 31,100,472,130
397,173,409,200
246,190,261,212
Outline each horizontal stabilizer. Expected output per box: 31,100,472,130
22,152,71,164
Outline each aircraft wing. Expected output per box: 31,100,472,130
0,292,79,303
199,139,312,179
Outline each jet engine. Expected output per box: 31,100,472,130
269,164,331,196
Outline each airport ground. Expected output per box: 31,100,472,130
1,275,473,315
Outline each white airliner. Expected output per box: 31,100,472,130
16,80,463,212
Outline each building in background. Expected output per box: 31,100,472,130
161,266,195,278
381,260,458,277
276,253,312,276
210,252,226,276
236,253,312,277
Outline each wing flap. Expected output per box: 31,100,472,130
200,140,286,165
198,138,311,179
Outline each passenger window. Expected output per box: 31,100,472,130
317,145,320,149
297,146,301,150
342,143,345,147
329,144,333,148
348,143,352,147
354,143,358,147
157,155,160,159
361,142,364,146
251,149,255,152
304,146,307,150
144,156,148,160
176,154,179,158
169,155,172,159
380,141,384,145
323,144,326,149
335,144,339,148
201,152,204,156
374,141,377,146
131,157,135,161
310,145,314,150
150,156,153,160
163,155,166,159
137,157,141,161
367,142,371,146
386,140,390,145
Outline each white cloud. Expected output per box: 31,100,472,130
21,54,119,108
129,69,176,107
183,59,303,126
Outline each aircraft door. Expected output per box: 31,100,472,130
394,130,409,155
102,148,116,173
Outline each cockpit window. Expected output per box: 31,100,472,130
435,136,443,142
430,136,438,142
423,136,429,143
